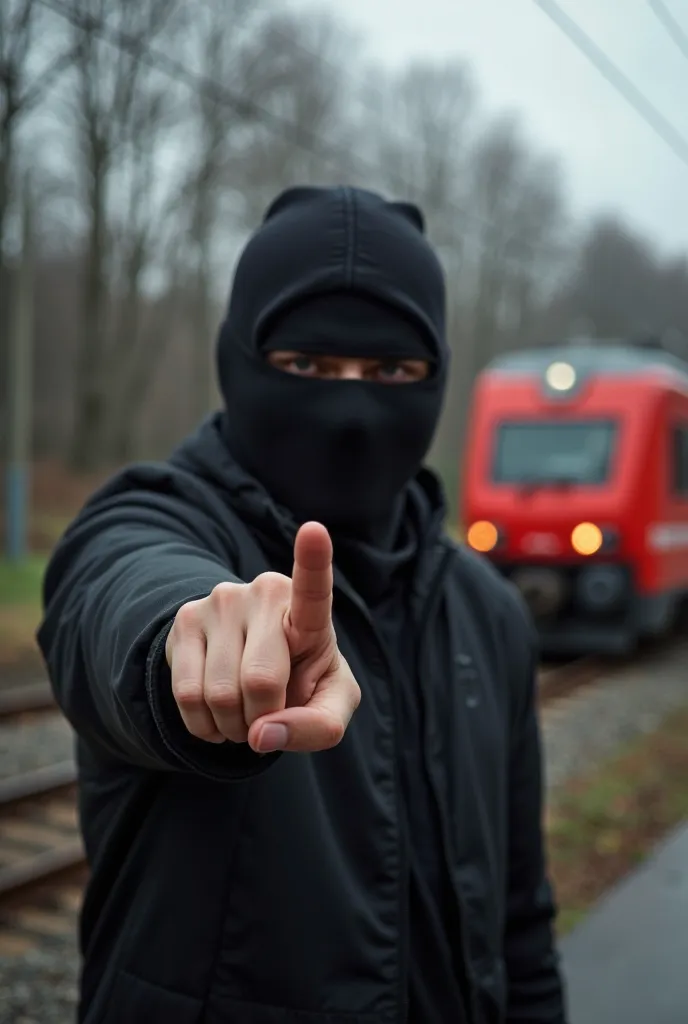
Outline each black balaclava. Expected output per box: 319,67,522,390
217,185,449,540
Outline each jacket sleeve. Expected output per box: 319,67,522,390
36,467,281,780
502,590,568,1023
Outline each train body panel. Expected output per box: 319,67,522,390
460,342,688,655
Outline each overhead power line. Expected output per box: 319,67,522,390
533,0,688,171
35,0,554,261
649,0,688,64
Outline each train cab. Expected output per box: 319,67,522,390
461,341,688,655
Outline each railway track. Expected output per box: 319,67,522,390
0,680,56,720
0,748,86,955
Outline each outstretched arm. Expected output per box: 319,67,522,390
37,467,255,778
38,466,359,781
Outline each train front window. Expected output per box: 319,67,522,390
492,420,617,485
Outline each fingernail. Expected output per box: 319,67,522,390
256,723,289,752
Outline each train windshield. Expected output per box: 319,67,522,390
492,419,617,485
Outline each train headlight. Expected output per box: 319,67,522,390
571,521,603,556
545,361,576,392
467,520,500,553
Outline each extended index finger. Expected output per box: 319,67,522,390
289,522,333,634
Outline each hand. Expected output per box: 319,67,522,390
166,522,361,754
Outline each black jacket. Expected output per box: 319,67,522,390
38,417,566,1024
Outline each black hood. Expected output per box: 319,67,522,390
171,415,448,606
218,185,447,358
215,185,449,544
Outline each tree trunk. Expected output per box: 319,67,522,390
69,162,109,471
0,108,16,458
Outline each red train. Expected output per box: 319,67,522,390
460,340,688,654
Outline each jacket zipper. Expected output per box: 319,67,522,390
415,542,482,1024
334,579,410,1024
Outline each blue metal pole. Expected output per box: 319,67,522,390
5,462,28,561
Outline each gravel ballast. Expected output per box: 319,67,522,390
0,945,80,1024
541,640,688,791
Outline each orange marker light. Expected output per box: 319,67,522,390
467,520,499,553
571,522,603,556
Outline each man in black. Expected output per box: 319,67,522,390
38,185,567,1023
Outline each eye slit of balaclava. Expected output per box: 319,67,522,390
257,292,439,370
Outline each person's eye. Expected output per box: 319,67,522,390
287,355,318,375
376,361,415,383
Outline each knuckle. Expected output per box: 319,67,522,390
210,581,243,611
173,681,204,708
173,600,202,633
241,665,285,697
206,684,242,714
350,680,362,711
250,572,290,601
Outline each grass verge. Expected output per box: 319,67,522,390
0,556,47,673
0,556,46,605
546,705,688,935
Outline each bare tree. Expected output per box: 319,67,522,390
361,59,475,249
103,75,185,462
558,216,688,343
228,8,362,226
170,0,295,424
61,0,182,469
496,155,569,347
0,0,76,448
467,115,568,366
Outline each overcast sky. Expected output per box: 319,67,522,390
300,0,688,258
